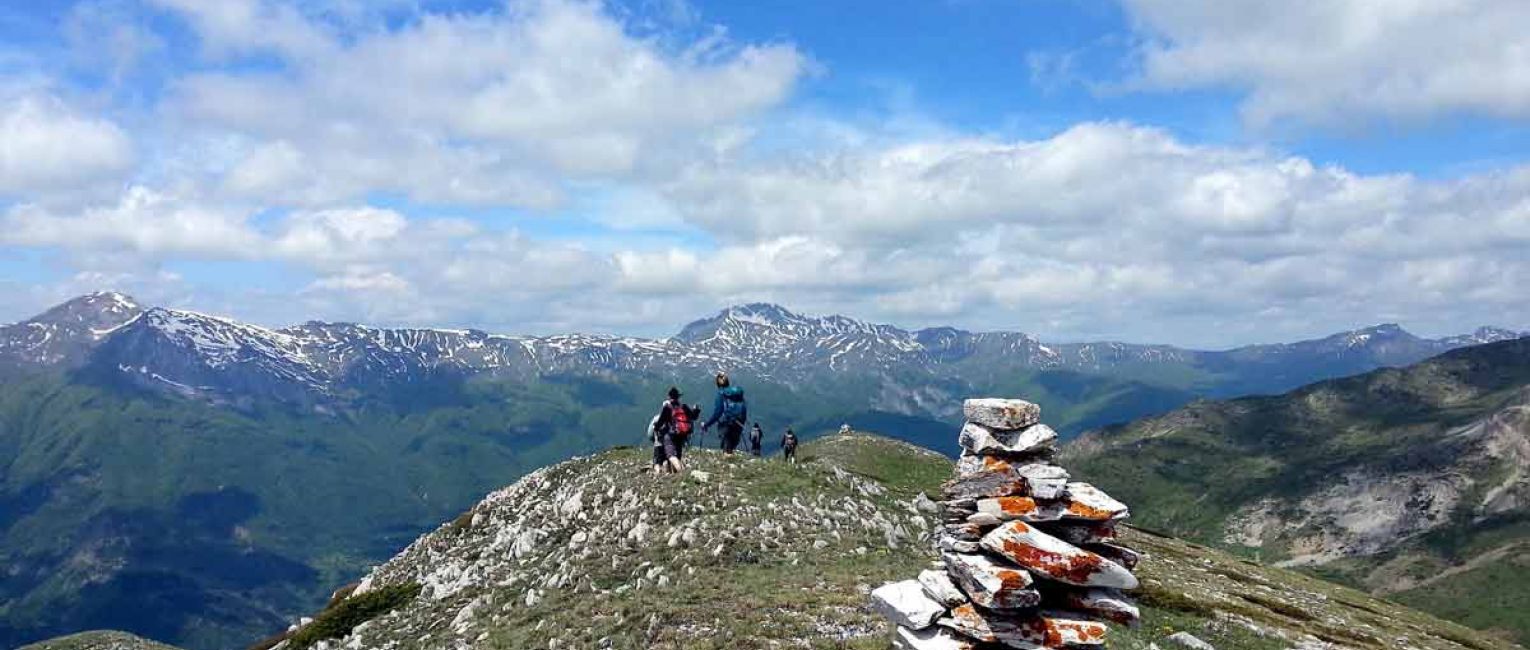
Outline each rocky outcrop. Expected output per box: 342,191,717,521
16,630,183,650
871,398,1140,649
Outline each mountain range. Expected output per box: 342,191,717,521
0,292,1524,649
5,293,1522,427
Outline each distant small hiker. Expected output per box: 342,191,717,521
782,427,799,464
652,387,696,474
701,372,748,455
749,422,764,457
839,423,852,436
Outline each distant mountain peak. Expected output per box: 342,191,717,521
1470,325,1524,340
34,291,142,323
1330,323,1418,349
0,292,145,366
1344,323,1413,339
719,302,816,327
83,290,140,309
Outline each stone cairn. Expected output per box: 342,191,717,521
870,398,1142,649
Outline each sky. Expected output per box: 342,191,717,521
1,0,1529,347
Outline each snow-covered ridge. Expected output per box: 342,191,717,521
144,308,310,368
4,293,1527,405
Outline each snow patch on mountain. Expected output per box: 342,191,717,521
3,294,1526,409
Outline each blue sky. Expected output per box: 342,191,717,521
1,0,1529,347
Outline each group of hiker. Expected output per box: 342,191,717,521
648,371,800,475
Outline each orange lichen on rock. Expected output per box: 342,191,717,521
982,521,1138,589
872,396,1141,649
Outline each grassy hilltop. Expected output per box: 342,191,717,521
224,432,1514,650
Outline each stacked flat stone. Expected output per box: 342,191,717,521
870,398,1142,650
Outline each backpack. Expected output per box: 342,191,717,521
669,401,693,437
719,386,747,424
783,431,798,449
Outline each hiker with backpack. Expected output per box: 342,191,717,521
701,371,748,455
782,427,799,464
652,386,697,474
749,422,764,457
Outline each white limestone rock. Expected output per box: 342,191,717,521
1165,632,1216,650
943,456,1069,500
1057,587,1141,625
959,421,1057,457
870,579,947,630
942,552,1040,610
963,398,1042,430
918,569,969,608
1062,482,1130,521
939,604,1108,648
892,625,984,650
980,521,1138,589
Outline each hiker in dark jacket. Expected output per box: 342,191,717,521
749,422,763,457
782,427,799,464
701,371,748,455
653,387,695,474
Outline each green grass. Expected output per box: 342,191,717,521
1063,340,1530,646
797,432,950,498
282,583,423,650
1390,550,1530,646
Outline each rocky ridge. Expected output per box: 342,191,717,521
17,630,182,650
256,436,947,650
227,430,1521,650
871,398,1141,649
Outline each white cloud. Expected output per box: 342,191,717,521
1119,0,1530,125
6,0,1530,345
0,95,133,195
11,118,1530,344
1,186,258,257
146,0,333,60
648,122,1530,343
158,0,806,207
64,0,168,85
615,236,883,294
665,123,1341,243
273,207,410,261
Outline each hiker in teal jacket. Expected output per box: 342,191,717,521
702,371,748,455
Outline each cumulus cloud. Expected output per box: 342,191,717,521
157,0,805,207
1119,0,1530,125
8,117,1530,344
0,95,133,195
1,186,258,257
651,122,1530,342
147,0,333,60
6,0,1530,345
666,123,1352,243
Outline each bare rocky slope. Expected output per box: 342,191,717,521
226,433,1513,650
